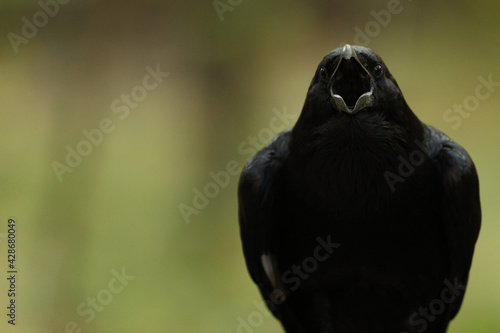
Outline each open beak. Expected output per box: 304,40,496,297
329,44,374,115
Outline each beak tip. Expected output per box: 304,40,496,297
342,44,354,60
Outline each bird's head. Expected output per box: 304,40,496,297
308,44,410,116
292,45,422,152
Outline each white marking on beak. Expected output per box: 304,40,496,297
331,90,374,115
342,44,353,60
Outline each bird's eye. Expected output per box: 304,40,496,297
373,64,383,77
319,67,329,82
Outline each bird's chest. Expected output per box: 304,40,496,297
286,148,400,220
279,150,443,269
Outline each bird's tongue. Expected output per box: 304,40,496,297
330,59,373,114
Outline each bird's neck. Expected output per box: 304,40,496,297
288,116,422,205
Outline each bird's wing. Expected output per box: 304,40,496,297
238,129,292,303
425,125,481,318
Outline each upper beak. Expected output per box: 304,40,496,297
329,44,374,115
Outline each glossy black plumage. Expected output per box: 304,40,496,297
238,45,481,333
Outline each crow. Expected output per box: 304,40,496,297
238,45,481,333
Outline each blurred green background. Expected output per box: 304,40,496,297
0,1,499,332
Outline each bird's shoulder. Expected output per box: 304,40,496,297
239,128,292,195
422,124,477,180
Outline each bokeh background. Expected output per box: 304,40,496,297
0,1,499,332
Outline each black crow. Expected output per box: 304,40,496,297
238,45,481,333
